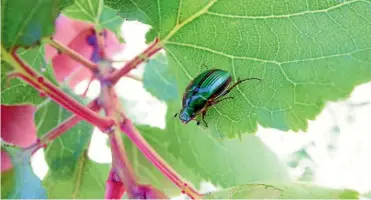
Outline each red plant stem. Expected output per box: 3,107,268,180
106,38,162,85
109,128,138,196
44,37,98,71
7,50,115,131
105,168,126,199
100,85,139,198
120,119,203,199
25,100,101,154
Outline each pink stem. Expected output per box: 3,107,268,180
106,38,162,85
26,99,101,154
120,119,203,199
10,52,115,131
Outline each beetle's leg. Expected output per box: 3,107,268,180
210,96,234,106
201,110,208,128
174,113,178,117
221,77,262,96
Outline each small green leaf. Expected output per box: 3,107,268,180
43,152,110,198
1,143,47,199
204,182,359,199
34,88,107,198
143,53,178,101
1,45,58,105
17,45,58,85
1,61,44,105
63,0,124,42
107,0,371,138
1,0,72,50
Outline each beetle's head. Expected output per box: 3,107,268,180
179,107,195,124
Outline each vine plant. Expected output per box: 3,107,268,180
1,0,371,199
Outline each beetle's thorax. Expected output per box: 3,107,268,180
179,107,195,124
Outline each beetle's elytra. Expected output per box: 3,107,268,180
174,68,261,127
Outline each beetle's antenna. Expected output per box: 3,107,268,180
201,63,209,69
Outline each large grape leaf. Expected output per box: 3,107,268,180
1,0,72,50
204,182,359,199
106,0,371,138
126,104,291,189
1,143,46,199
62,0,125,41
1,45,56,105
34,88,109,198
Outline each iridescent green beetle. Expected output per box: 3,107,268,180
174,68,261,127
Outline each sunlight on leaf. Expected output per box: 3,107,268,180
107,0,371,138
1,143,46,199
204,182,359,199
143,53,178,101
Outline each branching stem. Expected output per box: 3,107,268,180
26,99,101,154
106,38,162,85
1,46,115,132
43,37,98,71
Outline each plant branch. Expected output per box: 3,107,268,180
105,38,162,85
43,37,98,71
100,84,139,198
119,119,203,199
1,46,115,131
25,99,101,154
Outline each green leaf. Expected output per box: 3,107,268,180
204,182,359,199
63,0,125,42
107,0,371,138
1,143,47,199
34,88,108,198
1,0,72,50
143,53,178,101
129,104,290,189
1,45,58,105
17,45,58,85
122,125,203,197
1,61,44,105
43,153,110,198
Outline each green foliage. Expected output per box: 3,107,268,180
34,88,109,198
204,182,359,199
43,153,110,198
16,46,58,85
131,105,290,189
143,53,178,101
63,0,125,42
1,143,46,199
1,0,72,50
1,45,55,105
107,0,371,139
